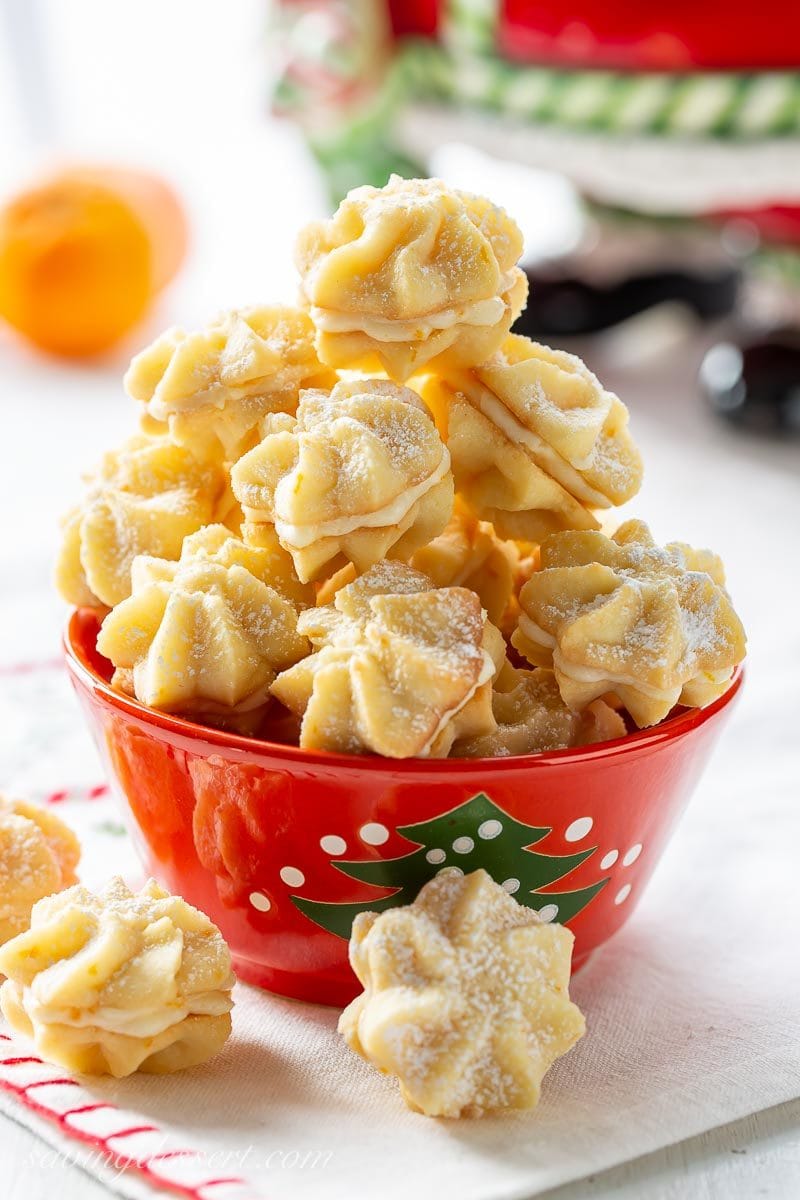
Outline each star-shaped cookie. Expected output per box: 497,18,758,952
340,868,585,1116
512,520,746,726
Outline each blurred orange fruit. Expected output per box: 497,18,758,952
0,166,188,357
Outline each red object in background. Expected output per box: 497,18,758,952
500,1,800,70
386,0,439,37
66,609,741,1008
712,205,800,249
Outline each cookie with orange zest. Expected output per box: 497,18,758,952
339,868,584,1116
55,435,226,609
97,527,308,729
166,522,313,610
0,796,80,945
271,562,503,758
125,305,334,462
0,878,233,1077
231,378,454,583
296,176,527,381
409,506,517,626
435,335,642,541
452,668,626,758
512,521,746,727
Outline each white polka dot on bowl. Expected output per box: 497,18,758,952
359,822,389,846
537,903,559,923
279,866,305,888
565,817,593,842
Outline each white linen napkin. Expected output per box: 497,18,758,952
0,586,798,1200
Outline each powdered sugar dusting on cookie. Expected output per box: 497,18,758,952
339,869,584,1117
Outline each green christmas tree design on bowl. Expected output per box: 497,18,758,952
294,792,607,938
65,609,742,1007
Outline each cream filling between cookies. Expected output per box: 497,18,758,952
310,272,519,343
132,666,274,716
148,382,228,420
553,651,682,704
518,610,673,698
418,649,496,757
680,666,735,699
519,614,733,702
516,612,557,651
275,447,451,549
519,609,680,702
470,383,613,510
190,681,275,716
689,666,734,686
24,987,233,1040
151,375,304,424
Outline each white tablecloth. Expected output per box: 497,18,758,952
1,316,799,1199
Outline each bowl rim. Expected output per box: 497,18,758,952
64,608,744,773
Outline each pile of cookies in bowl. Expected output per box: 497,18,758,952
57,175,746,758
0,176,747,1119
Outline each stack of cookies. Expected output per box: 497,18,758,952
58,175,746,758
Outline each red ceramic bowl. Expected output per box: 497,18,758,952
65,608,742,1007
